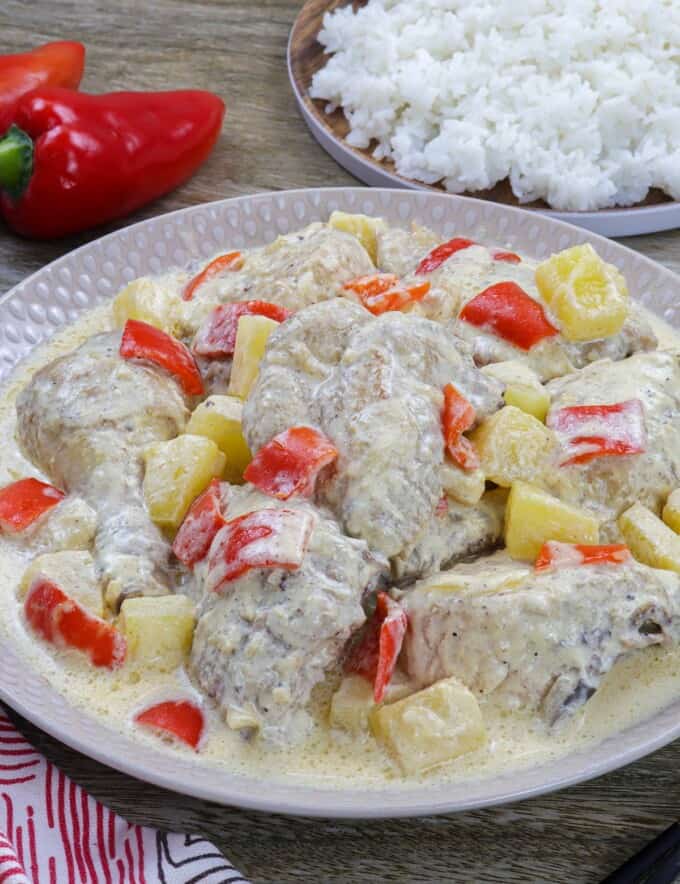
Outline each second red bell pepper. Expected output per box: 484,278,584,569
0,41,85,135
0,86,225,238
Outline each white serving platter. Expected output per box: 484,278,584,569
1,188,680,818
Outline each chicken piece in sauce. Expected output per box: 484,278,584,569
403,552,680,725
190,486,386,744
243,298,504,572
544,351,680,537
16,332,188,610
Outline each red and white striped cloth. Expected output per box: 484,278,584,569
0,706,247,884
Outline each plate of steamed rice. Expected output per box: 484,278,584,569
288,0,680,236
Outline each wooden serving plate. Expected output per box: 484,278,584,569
288,0,680,237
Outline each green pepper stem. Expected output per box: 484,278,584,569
0,125,34,200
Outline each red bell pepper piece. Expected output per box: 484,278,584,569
441,383,479,471
345,592,407,703
415,238,476,274
134,700,205,750
0,41,85,135
547,399,646,466
343,273,430,315
206,507,314,592
0,87,224,239
193,300,292,358
493,250,521,264
0,477,65,533
243,427,338,500
24,578,126,669
435,495,449,517
459,281,559,351
183,252,244,302
120,319,204,396
172,479,226,568
535,541,631,572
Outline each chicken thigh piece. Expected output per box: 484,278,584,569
190,486,386,745
403,552,680,725
242,299,504,572
544,351,680,537
16,332,189,609
377,225,656,381
178,222,376,336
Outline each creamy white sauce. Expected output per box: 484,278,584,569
1,288,680,790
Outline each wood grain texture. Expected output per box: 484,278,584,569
1,3,680,883
289,0,674,212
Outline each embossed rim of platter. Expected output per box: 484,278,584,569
1,187,680,818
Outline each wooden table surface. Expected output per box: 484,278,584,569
2,2,680,882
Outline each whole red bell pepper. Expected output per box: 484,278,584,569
0,86,225,238
0,41,85,135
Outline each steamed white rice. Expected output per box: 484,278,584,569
310,0,680,211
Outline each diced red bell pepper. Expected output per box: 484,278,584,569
535,541,631,572
343,273,430,316
193,300,292,358
206,507,314,592
243,426,338,500
547,399,646,467
441,383,479,471
415,238,476,274
345,592,407,704
24,578,126,669
134,700,205,750
120,319,204,396
493,250,521,264
172,479,226,568
435,495,449,518
0,477,65,533
183,252,244,302
459,281,559,351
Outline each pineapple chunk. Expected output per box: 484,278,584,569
440,461,485,506
469,406,556,488
503,384,550,423
330,675,375,733
20,550,101,616
535,243,629,342
30,496,97,552
328,211,386,264
185,395,251,484
481,361,549,422
505,481,599,561
662,489,680,536
119,594,196,670
619,503,680,572
228,314,279,400
330,672,414,733
421,557,531,596
369,676,485,774
143,435,226,529
113,277,179,334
